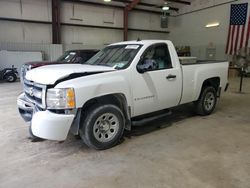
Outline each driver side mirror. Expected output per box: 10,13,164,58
136,59,157,73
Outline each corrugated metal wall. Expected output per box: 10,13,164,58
0,0,170,67
0,42,63,61
0,50,42,76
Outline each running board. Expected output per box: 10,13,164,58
132,110,172,126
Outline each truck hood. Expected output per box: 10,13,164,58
25,61,62,68
25,64,115,85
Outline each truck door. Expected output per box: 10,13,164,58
131,43,182,117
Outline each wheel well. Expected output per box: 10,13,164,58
201,77,220,91
195,77,220,102
81,94,131,130
4,72,15,77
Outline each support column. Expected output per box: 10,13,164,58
123,7,129,41
52,0,61,44
123,0,140,41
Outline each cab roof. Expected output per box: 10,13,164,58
109,40,170,46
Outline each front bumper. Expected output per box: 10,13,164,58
17,93,75,141
31,111,75,141
17,93,34,122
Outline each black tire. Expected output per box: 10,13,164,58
79,104,125,150
194,86,217,116
4,73,17,82
28,125,44,142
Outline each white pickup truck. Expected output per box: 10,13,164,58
17,40,229,150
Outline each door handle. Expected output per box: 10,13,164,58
166,74,176,79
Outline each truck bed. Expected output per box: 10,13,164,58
181,60,227,65
180,61,229,104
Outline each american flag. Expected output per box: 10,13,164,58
225,3,250,55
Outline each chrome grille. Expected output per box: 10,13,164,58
20,65,30,83
24,79,46,109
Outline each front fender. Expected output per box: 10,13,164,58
55,71,132,109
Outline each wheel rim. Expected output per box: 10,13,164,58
93,113,119,142
7,75,14,82
204,91,215,111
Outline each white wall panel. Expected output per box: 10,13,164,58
21,0,51,21
176,0,235,15
61,2,123,28
0,50,43,75
169,0,250,60
61,25,122,46
129,11,167,32
0,0,21,18
0,0,170,63
0,0,51,21
0,0,169,46
0,21,51,44
0,21,24,43
128,31,168,41
0,42,62,61
23,23,51,44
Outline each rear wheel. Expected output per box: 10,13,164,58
79,104,125,150
194,86,217,116
4,73,17,82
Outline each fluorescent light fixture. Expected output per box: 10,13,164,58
104,0,111,2
206,22,220,28
162,6,170,11
162,1,169,11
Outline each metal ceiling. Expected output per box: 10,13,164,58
64,0,192,14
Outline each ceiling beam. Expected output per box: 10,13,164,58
166,0,191,5
127,0,140,10
112,0,179,11
63,0,163,14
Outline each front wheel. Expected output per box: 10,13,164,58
79,104,125,150
194,86,217,116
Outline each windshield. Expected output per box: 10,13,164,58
57,51,76,62
85,44,142,69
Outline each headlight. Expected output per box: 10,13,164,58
46,88,75,109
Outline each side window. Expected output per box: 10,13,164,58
86,52,95,61
141,44,172,71
79,52,89,63
73,53,83,63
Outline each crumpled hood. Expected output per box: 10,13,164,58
25,64,115,85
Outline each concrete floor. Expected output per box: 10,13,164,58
0,78,249,188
